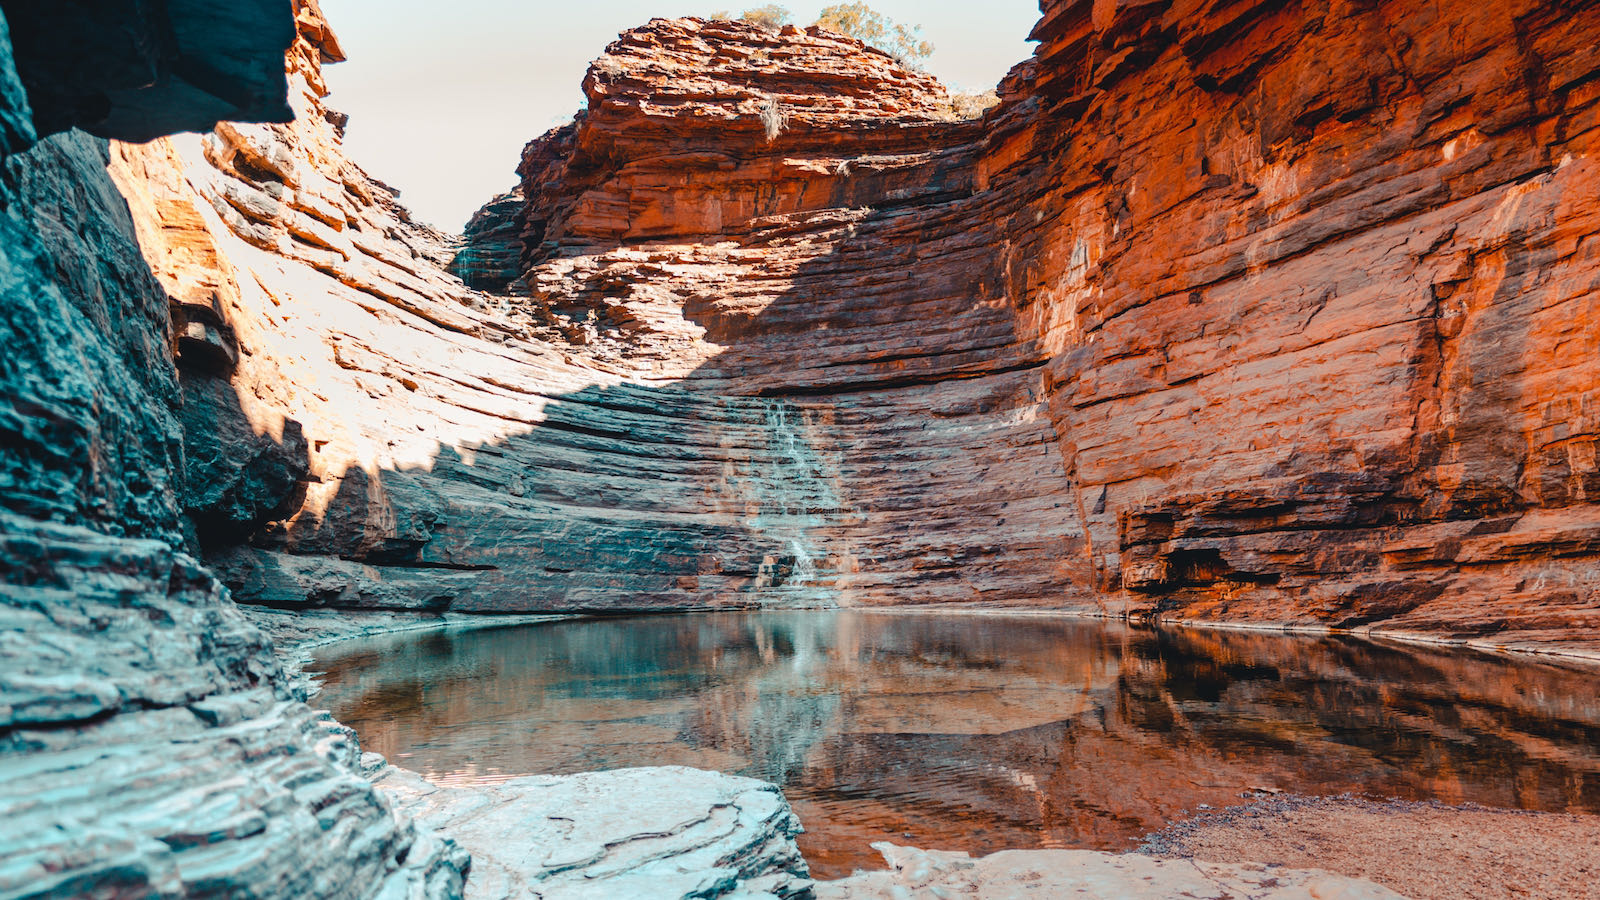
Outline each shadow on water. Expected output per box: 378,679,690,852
312,612,1600,877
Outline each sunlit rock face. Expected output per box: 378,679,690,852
434,2,1600,651
0,3,465,896
88,1,1600,650
996,0,1600,645
145,15,1086,614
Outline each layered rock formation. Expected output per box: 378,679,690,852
0,3,466,896
2,0,1598,895
8,0,1598,834
437,3,1600,654
1003,0,1600,647
152,15,1088,615
6,0,1580,652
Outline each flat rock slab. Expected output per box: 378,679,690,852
373,765,811,899
816,842,1406,900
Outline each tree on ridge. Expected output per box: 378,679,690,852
707,5,933,69
814,3,933,67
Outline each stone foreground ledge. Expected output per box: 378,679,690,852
372,765,813,899
372,759,1409,900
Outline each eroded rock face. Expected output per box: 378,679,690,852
0,515,466,898
993,0,1600,645
432,4,1600,651
2,0,1596,895
147,16,1086,614
79,3,1600,643
0,4,465,897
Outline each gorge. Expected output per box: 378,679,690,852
1,0,1598,897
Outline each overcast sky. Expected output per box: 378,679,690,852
318,1,1042,230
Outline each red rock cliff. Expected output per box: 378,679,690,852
453,2,1600,655
84,1,1600,659
997,0,1600,647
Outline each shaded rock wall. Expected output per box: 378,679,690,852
996,0,1600,641
0,3,466,896
79,3,1600,651
430,4,1600,650
0,0,296,140
157,17,1087,614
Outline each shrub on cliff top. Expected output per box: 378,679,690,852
949,89,1000,120
709,4,932,70
814,3,933,68
733,5,792,29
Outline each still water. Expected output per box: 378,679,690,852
313,612,1600,877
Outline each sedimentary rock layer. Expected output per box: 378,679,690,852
0,4,465,896
445,3,1600,651
1001,0,1600,646
80,2,1600,650
149,16,1087,614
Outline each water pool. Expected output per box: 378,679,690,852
313,612,1600,877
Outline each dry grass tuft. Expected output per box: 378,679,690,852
759,95,789,141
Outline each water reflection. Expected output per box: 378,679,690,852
313,612,1600,877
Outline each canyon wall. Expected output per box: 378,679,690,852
445,1,1600,653
0,0,1596,893
136,14,1087,614
18,1,1594,651
1002,0,1600,647
0,3,466,896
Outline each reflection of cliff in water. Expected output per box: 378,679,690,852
313,613,1600,877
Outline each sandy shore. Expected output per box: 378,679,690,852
1140,795,1600,899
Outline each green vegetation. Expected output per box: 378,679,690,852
949,89,1000,120
707,4,934,68
814,3,932,67
714,5,792,29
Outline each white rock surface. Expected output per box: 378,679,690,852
815,842,1408,900
372,765,812,899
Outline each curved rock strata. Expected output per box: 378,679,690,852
0,4,464,897
1,0,1598,896
450,3,1600,652
62,2,1596,650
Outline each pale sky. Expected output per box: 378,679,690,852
319,1,1042,230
